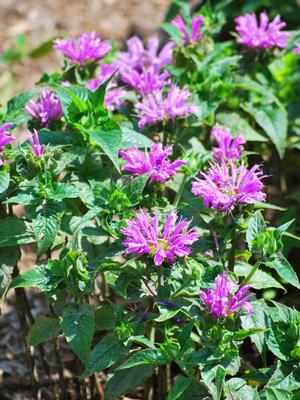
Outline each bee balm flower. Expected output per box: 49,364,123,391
135,85,199,129
211,125,245,163
25,88,63,127
117,35,174,73
0,123,15,166
53,32,111,65
120,143,185,183
121,70,170,95
199,272,253,318
294,43,300,55
171,14,203,44
28,129,44,158
191,162,266,212
235,12,289,50
122,210,199,266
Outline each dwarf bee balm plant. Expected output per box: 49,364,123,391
1,1,300,400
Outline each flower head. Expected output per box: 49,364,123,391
25,88,63,127
0,123,15,166
28,129,44,158
191,162,266,212
121,69,170,95
85,64,127,110
117,35,174,73
294,42,300,55
171,14,203,44
120,143,185,183
53,32,111,65
211,124,245,163
135,85,199,129
199,272,253,318
235,12,289,49
122,210,199,266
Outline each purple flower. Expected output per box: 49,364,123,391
120,143,185,183
171,14,203,44
53,32,111,65
135,85,199,129
199,272,253,318
28,129,44,158
235,12,289,49
0,123,15,166
294,43,300,55
117,35,174,73
86,64,127,111
121,69,170,95
191,161,266,212
25,88,63,127
211,124,245,163
122,209,199,266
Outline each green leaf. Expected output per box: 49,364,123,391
104,365,154,400
84,333,127,377
0,218,33,247
9,265,50,291
234,261,285,291
53,84,88,122
243,103,287,158
119,349,171,369
216,112,267,142
28,38,54,59
95,305,116,331
0,246,20,299
27,316,60,346
246,210,267,249
4,89,41,125
241,300,266,354
123,174,148,205
60,304,95,365
265,253,300,289
224,378,259,400
121,127,152,149
0,169,10,198
50,183,79,201
34,214,60,254
215,366,226,400
167,376,193,400
88,124,122,171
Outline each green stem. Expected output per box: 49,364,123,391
228,223,236,271
173,174,188,208
240,261,260,287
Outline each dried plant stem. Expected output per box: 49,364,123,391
49,303,68,400
13,268,38,400
93,373,104,399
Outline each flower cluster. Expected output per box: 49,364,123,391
199,273,253,318
28,129,44,158
211,124,245,163
122,210,199,266
192,162,266,212
86,64,127,111
120,143,185,183
135,85,199,129
121,70,170,95
171,14,203,44
235,12,289,49
117,35,174,73
25,88,63,127
0,123,15,166
53,32,111,65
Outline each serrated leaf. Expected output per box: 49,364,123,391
0,169,10,198
61,304,95,365
88,124,122,172
104,365,154,400
9,265,50,291
4,89,41,125
50,183,79,201
265,253,300,289
167,376,193,400
84,333,127,377
121,127,152,149
27,316,60,346
53,84,88,123
0,218,33,247
34,214,60,254
241,300,266,354
235,261,285,291
246,211,267,249
119,349,171,369
243,103,287,158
